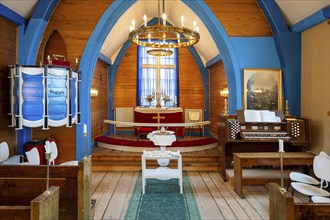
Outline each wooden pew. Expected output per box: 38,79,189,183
269,182,330,220
0,156,94,220
0,186,59,220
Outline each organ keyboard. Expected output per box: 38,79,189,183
218,110,310,180
240,131,290,140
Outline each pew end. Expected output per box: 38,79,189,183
0,156,93,219
0,186,59,220
269,182,330,220
31,186,60,220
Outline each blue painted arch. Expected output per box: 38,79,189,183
78,0,242,159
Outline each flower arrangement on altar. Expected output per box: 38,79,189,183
145,94,155,106
162,95,172,107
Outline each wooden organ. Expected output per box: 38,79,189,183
218,110,310,179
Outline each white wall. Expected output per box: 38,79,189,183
301,21,330,154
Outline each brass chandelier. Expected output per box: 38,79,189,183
128,0,200,56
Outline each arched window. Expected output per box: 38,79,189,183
137,46,178,107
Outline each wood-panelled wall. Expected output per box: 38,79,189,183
205,0,272,36
37,0,114,64
179,47,205,110
113,45,138,108
91,60,109,140
113,46,205,118
0,18,17,155
32,0,113,161
32,126,76,164
209,61,227,137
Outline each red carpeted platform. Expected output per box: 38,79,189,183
95,136,218,152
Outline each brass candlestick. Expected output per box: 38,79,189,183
223,98,228,115
278,150,286,193
84,132,87,157
220,88,229,116
45,152,51,190
285,100,291,117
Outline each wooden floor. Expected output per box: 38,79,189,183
91,171,309,220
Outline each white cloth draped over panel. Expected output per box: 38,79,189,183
184,109,203,128
114,107,134,129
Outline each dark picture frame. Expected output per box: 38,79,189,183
243,68,283,110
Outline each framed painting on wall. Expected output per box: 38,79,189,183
243,68,283,110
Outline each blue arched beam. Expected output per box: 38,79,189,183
257,0,302,116
18,0,59,65
183,0,242,113
206,54,222,68
257,0,289,34
77,0,136,159
291,6,330,33
9,0,58,154
0,4,26,25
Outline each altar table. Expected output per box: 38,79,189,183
134,107,184,137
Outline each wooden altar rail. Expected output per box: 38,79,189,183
0,156,93,220
0,186,59,220
269,183,330,220
104,119,210,127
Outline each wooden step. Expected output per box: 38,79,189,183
91,146,220,172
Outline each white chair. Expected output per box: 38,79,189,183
311,196,330,203
289,151,330,190
25,148,40,165
0,142,10,163
49,141,58,165
291,155,330,200
185,109,203,136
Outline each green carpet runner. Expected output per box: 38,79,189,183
125,172,201,220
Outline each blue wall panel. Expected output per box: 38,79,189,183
230,37,281,110
22,73,44,120
48,74,67,120
230,37,281,69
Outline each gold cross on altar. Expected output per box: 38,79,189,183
152,113,165,129
152,113,165,124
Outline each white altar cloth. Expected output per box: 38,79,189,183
134,107,183,114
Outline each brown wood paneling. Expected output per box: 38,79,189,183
205,0,272,36
209,61,227,137
179,47,205,112
91,60,109,140
31,126,76,163
37,0,114,65
0,18,17,155
113,45,138,108
43,30,67,62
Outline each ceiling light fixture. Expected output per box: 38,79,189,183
128,0,200,56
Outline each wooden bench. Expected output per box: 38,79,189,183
0,156,94,219
269,183,330,220
0,186,59,220
233,152,314,198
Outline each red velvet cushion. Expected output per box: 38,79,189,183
95,136,217,148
